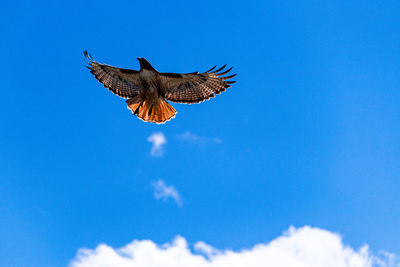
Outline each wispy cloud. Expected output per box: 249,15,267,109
178,131,221,145
179,131,203,143
194,241,219,257
69,226,399,267
152,180,182,206
147,132,166,157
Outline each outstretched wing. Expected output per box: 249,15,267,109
84,51,142,99
158,65,236,104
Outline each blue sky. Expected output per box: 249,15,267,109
1,0,400,266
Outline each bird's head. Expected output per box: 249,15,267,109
137,57,156,71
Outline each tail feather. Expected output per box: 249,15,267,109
126,96,176,124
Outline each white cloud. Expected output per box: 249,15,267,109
152,180,182,206
179,131,203,143
194,241,219,257
69,226,399,267
178,131,221,145
147,132,166,157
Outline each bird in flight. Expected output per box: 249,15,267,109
84,51,236,124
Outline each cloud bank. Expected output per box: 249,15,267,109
147,132,166,157
152,180,182,206
69,226,399,267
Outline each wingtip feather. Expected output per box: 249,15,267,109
211,64,227,73
222,73,237,80
218,67,233,76
205,65,217,73
84,50,94,62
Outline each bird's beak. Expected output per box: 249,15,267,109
137,57,141,60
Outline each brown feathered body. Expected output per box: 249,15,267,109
84,51,236,124
126,69,177,123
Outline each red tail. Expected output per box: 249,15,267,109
126,96,177,124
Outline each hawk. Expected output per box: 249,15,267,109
84,51,236,123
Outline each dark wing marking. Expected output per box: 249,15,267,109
84,50,142,98
158,65,236,104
